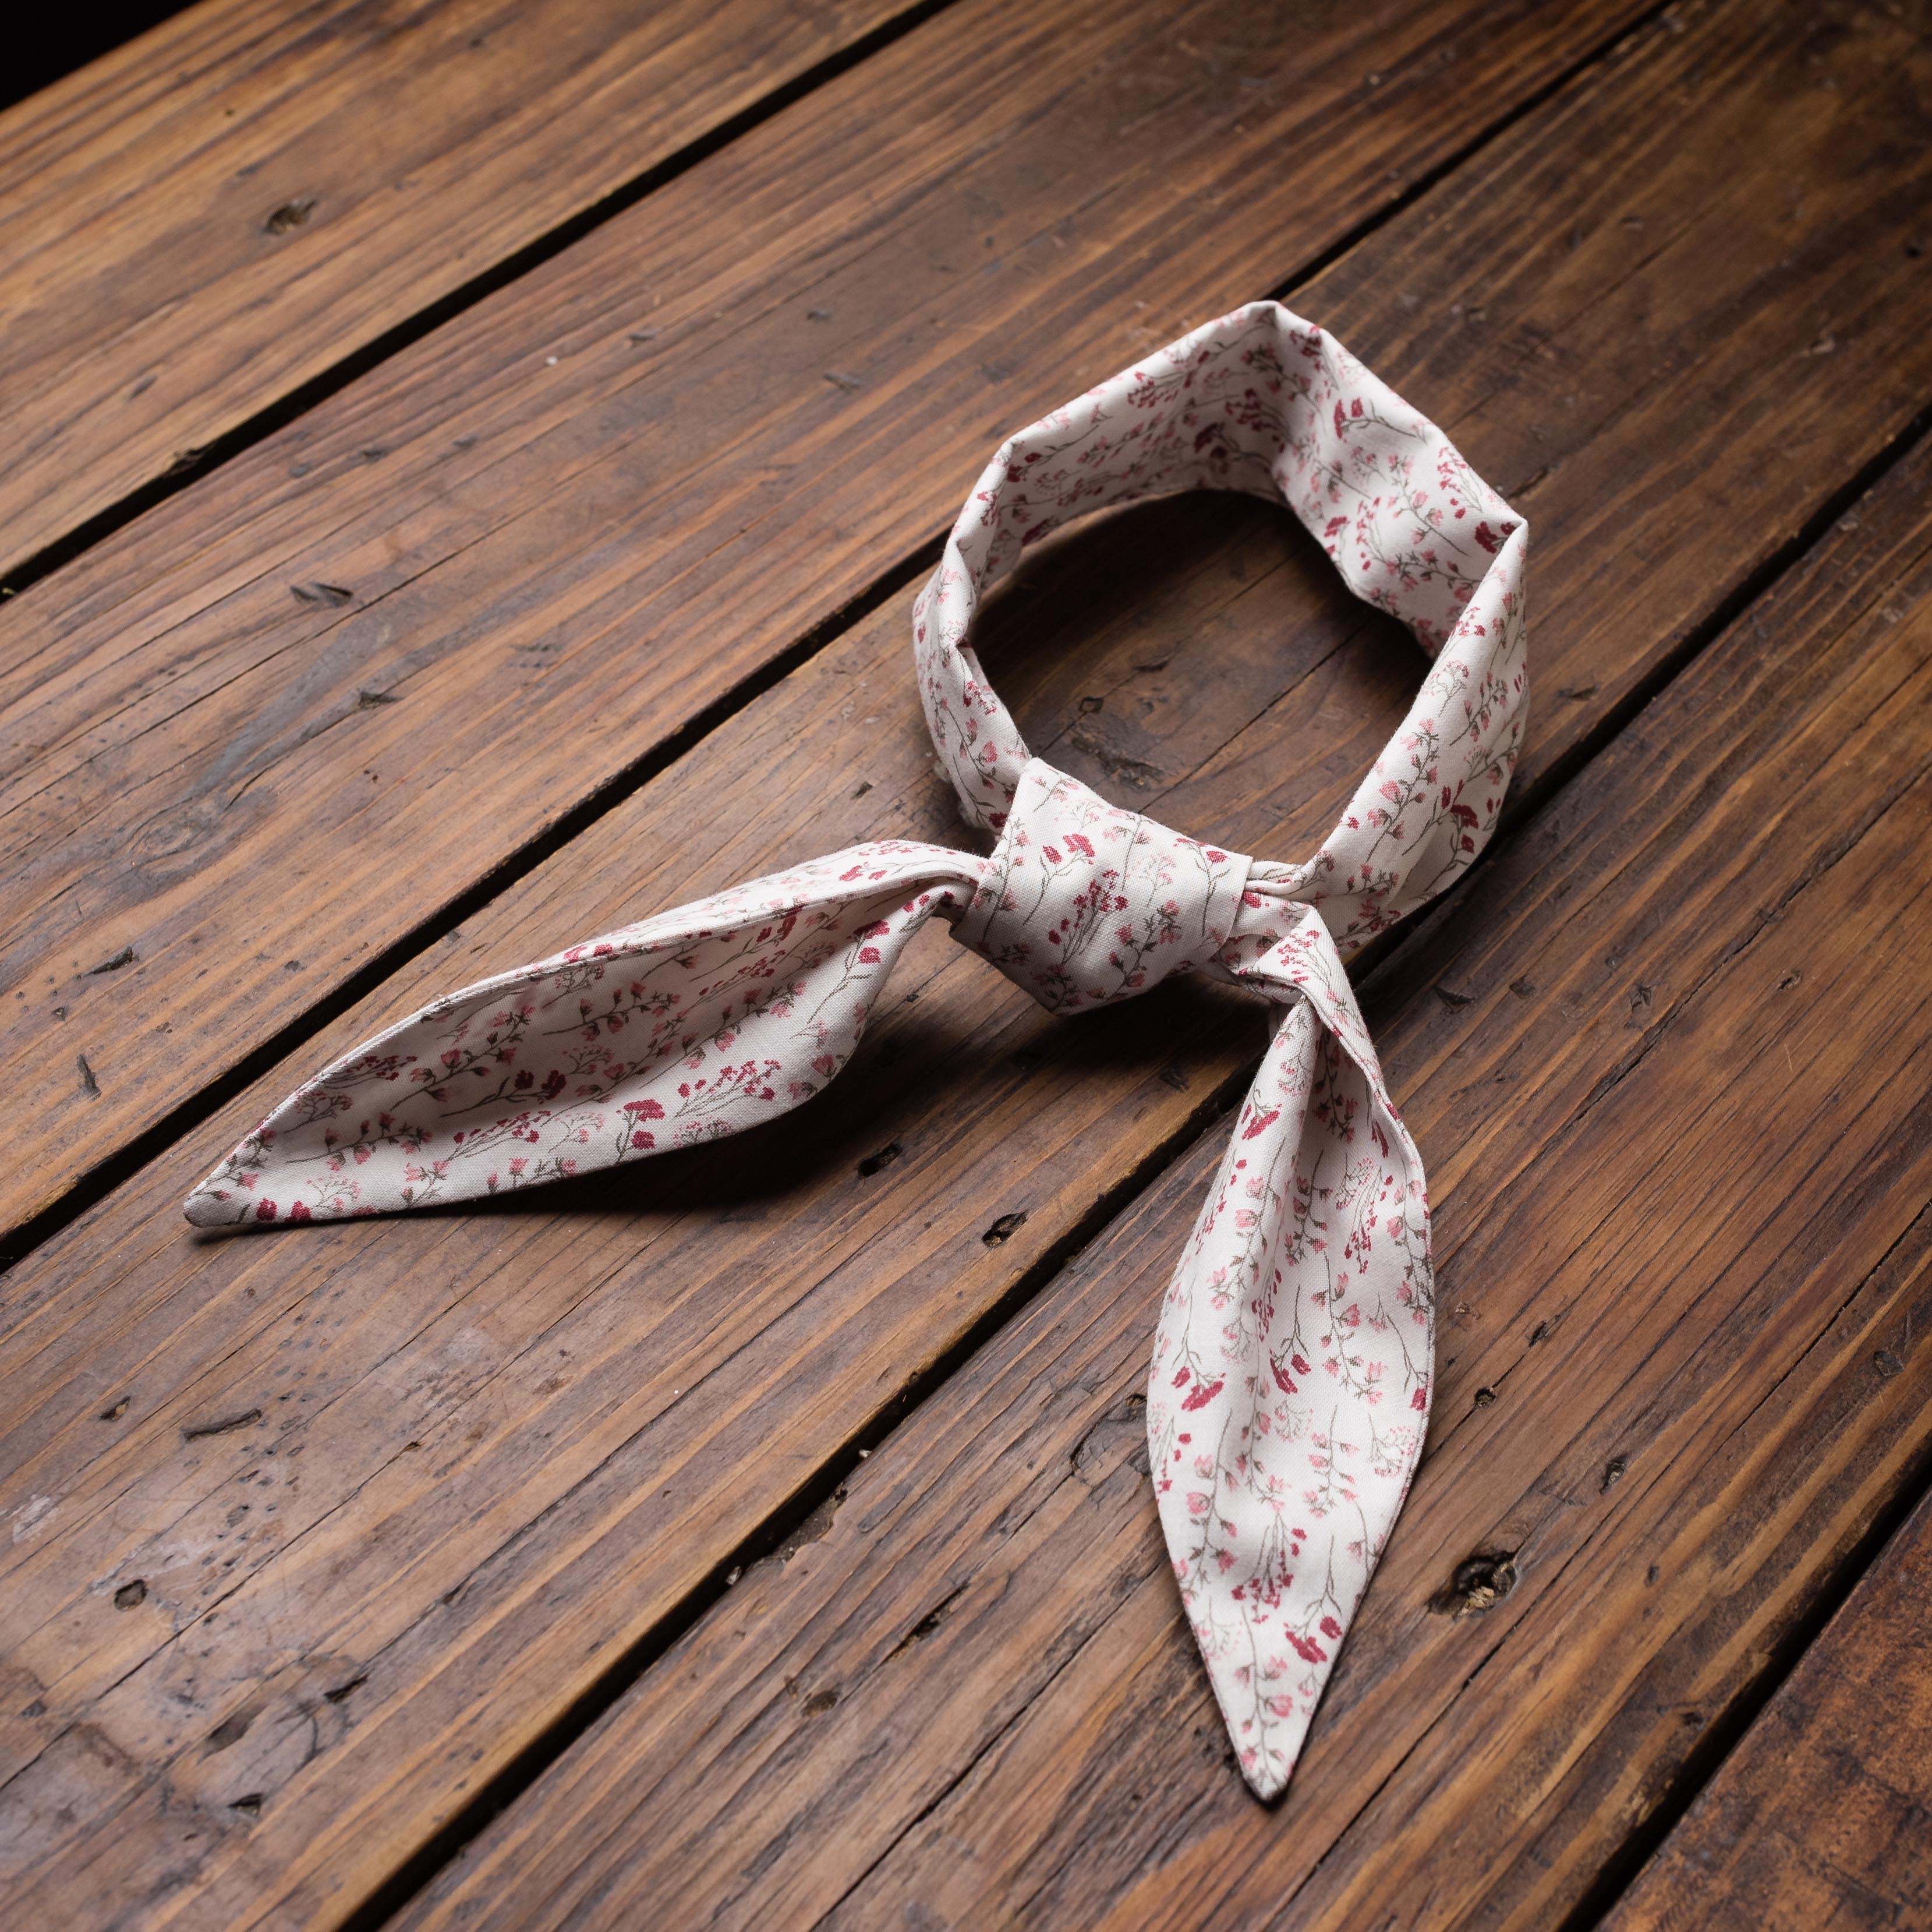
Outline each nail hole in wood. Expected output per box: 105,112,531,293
1430,1551,1517,1618
263,197,315,235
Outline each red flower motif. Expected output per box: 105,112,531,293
1181,1377,1224,1412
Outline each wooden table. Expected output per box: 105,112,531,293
2,2,1929,1926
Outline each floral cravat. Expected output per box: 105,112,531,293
186,301,1527,1798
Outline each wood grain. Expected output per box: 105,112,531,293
0,0,920,581
1606,1486,1932,1932
395,388,1932,1932
0,0,1662,1239
1,0,1927,1924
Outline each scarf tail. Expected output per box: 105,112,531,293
185,844,974,1227
1150,916,1432,1798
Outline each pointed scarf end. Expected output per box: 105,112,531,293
1240,1751,1296,1805
183,1185,242,1228
183,1171,279,1228
1197,1635,1317,1808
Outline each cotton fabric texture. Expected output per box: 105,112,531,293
186,301,1528,1800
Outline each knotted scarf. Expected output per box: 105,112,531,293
186,301,1528,1799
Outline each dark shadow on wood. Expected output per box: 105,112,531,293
2,4,195,115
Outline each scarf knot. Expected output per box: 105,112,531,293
951,758,1251,1014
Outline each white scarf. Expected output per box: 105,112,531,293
186,301,1528,1797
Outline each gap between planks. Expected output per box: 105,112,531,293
1600,1471,1932,1930
1555,1219,1932,1931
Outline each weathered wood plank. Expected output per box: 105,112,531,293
0,0,1658,1239
1606,1486,1932,1932
2,0,1928,1924
394,393,1932,1932
0,0,920,582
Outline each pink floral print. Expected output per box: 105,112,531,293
185,301,1527,1800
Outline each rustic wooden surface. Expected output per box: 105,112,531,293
390,343,1932,1932
0,0,919,582
0,0,1928,1928
1607,1486,1932,1932
0,0,1658,1242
